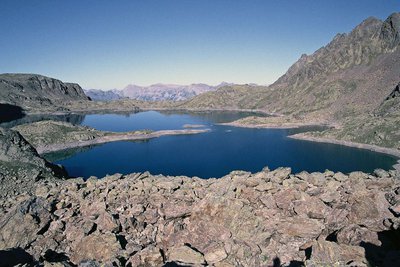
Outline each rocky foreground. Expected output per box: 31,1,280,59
1,167,400,266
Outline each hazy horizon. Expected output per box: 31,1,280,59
0,0,399,89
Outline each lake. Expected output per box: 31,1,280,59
37,110,398,179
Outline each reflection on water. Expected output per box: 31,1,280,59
0,113,86,128
0,104,25,123
43,145,97,162
0,110,144,128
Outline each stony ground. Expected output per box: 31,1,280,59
1,167,400,267
220,116,328,129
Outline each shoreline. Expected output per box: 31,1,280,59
289,133,400,170
36,128,210,154
218,120,400,170
219,121,331,129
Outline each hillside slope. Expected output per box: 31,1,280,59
178,84,269,110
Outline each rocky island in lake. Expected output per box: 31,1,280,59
1,3,400,267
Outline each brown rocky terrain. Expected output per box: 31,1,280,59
0,167,400,266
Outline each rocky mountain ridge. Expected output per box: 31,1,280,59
0,74,90,111
180,13,400,121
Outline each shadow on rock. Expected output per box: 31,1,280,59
163,262,191,267
361,228,400,266
272,257,305,267
0,247,35,267
40,249,70,262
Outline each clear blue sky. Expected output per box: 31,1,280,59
0,0,398,89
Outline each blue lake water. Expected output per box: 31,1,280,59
43,111,398,179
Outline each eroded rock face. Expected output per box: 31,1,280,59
0,169,399,266
0,73,89,111
0,128,67,199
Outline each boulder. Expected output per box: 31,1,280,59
0,197,52,249
278,217,324,239
336,224,380,246
168,245,205,265
128,246,164,267
294,195,331,219
70,233,121,264
307,240,366,266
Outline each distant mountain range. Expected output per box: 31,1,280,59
84,82,236,101
83,89,125,101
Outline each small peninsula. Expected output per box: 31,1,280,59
13,120,210,154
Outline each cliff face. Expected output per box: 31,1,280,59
0,73,90,110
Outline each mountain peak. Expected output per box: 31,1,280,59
388,12,400,21
380,12,400,49
273,13,400,87
360,16,381,25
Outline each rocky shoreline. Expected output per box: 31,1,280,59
219,115,333,129
220,121,323,129
1,168,400,266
